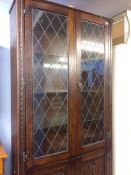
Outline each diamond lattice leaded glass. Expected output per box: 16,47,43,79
32,9,69,157
80,20,105,146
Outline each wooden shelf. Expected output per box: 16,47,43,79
82,58,104,61
34,90,67,94
81,89,103,93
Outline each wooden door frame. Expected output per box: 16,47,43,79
24,0,77,170
75,10,112,174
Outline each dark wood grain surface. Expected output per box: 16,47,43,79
10,0,112,174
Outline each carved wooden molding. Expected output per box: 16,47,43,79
17,0,26,174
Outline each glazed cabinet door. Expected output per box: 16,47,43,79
25,1,76,170
76,11,111,166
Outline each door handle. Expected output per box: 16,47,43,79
78,82,83,91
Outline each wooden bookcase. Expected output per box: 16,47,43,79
10,0,112,175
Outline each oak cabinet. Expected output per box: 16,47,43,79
10,0,112,175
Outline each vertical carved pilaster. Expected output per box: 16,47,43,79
17,0,26,174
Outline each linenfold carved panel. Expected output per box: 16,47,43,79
81,157,104,175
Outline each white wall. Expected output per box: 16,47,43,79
113,44,131,175
0,2,10,49
0,2,11,175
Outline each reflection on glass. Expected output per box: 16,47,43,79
80,20,105,146
32,9,68,157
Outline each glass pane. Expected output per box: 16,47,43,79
80,20,105,146
32,9,68,157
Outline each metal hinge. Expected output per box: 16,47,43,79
106,131,112,160
22,79,28,88
13,170,16,175
109,80,111,86
22,150,30,162
23,8,31,16
23,9,26,15
106,152,112,160
106,131,111,139
106,80,111,87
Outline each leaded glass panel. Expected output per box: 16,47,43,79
32,9,68,157
80,20,105,146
